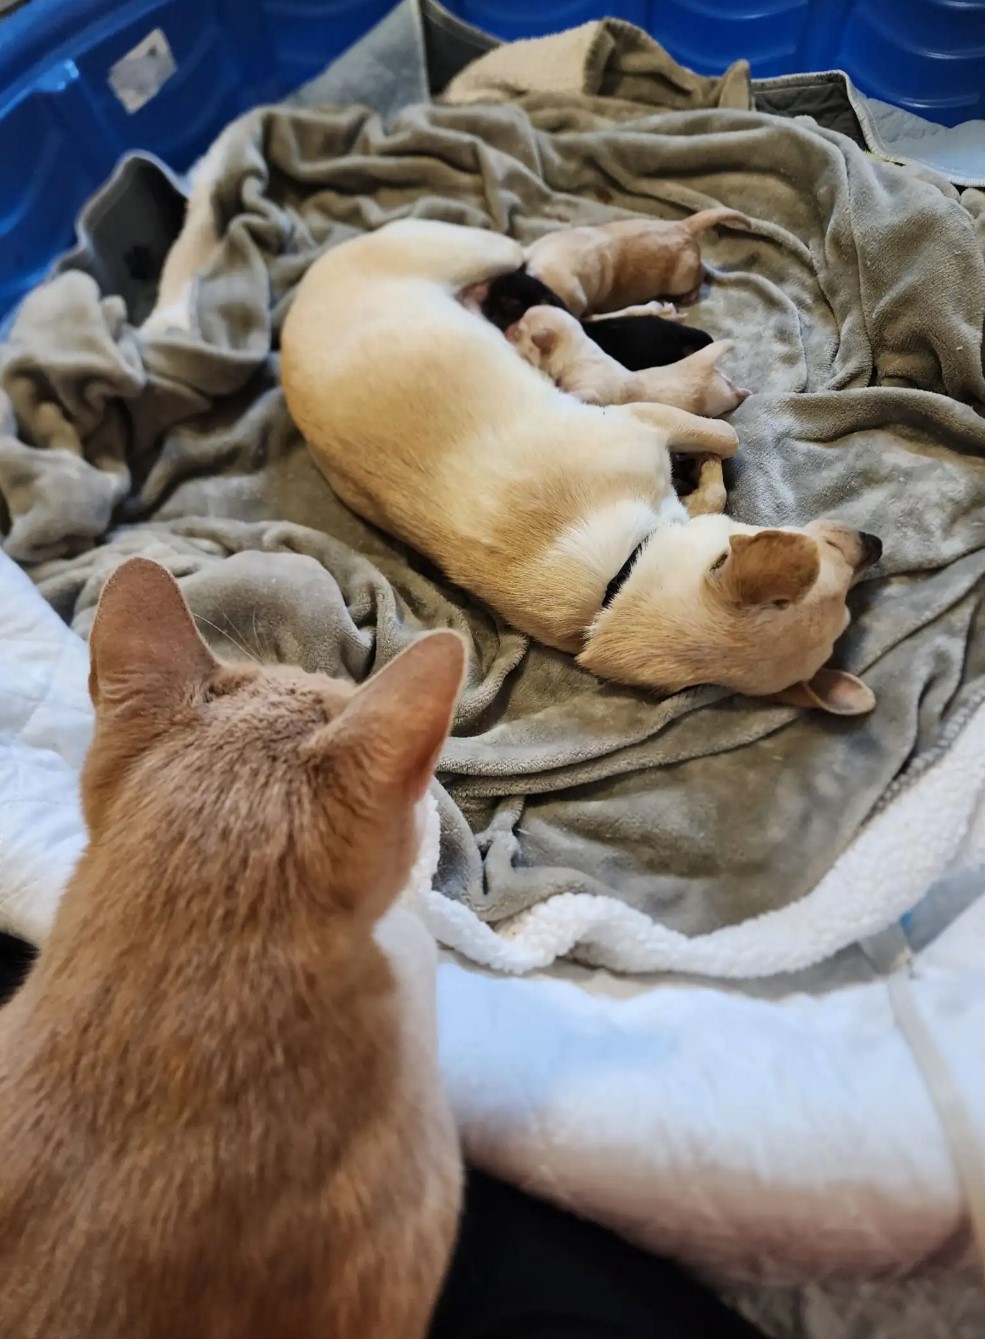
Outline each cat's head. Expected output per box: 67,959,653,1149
83,557,466,924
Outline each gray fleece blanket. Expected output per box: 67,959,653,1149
1,21,985,941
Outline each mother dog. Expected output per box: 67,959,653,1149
282,220,879,713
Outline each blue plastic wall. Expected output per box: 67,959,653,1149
445,0,985,126
445,0,985,129
2,0,984,322
0,0,391,317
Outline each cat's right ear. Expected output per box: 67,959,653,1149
89,558,217,708
321,631,467,801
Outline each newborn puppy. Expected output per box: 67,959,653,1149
478,266,567,329
476,266,715,369
508,305,749,418
525,208,751,315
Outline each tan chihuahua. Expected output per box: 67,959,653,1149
282,219,880,713
0,558,465,1339
525,208,752,315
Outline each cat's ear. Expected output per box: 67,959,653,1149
321,631,467,800
89,558,217,707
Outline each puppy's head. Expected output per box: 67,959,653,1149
506,305,582,374
580,516,881,714
480,266,567,331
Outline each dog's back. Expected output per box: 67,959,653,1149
282,221,738,648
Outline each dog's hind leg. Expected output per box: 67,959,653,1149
366,218,524,289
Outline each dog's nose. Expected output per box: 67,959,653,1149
857,531,883,570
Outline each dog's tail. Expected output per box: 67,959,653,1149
681,207,751,236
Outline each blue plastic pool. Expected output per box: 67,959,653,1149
2,0,984,322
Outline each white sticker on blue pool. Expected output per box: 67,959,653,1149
108,28,177,114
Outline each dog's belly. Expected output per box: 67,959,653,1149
307,402,678,651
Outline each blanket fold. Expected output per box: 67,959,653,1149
443,17,752,110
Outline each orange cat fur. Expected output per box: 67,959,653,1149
0,557,465,1339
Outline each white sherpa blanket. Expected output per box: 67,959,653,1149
1,548,983,1284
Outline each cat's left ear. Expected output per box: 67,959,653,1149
89,557,217,707
319,631,467,802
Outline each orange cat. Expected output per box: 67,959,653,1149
0,557,466,1339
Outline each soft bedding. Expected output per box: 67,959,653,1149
2,6,985,1332
3,18,985,973
1,546,984,1334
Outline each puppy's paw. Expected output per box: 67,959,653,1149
697,455,728,512
590,299,682,321
682,454,727,517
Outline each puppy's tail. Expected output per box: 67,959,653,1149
681,207,751,237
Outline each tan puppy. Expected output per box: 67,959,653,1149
282,219,879,711
507,304,750,417
0,557,465,1339
525,208,751,315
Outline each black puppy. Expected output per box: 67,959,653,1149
481,266,713,370
480,267,567,329
584,312,713,370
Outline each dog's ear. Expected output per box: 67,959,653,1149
772,669,875,716
718,531,819,608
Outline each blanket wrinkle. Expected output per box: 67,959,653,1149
1,22,984,962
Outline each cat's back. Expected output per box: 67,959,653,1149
0,563,466,1339
0,887,459,1339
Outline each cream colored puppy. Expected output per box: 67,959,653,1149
282,219,879,711
507,305,750,417
525,208,751,315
